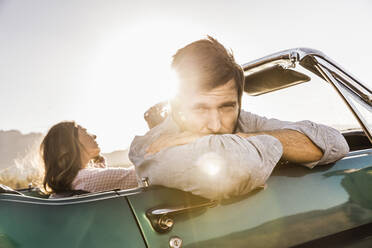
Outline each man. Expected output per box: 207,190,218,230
129,36,349,200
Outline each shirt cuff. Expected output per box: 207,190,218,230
282,120,349,167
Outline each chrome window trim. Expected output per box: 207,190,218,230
313,62,372,143
313,56,372,105
345,148,372,158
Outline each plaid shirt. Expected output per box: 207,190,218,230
71,167,138,192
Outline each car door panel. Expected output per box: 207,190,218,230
127,150,372,247
0,194,146,248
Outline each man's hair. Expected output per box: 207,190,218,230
171,36,244,105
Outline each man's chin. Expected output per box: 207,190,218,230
200,131,232,135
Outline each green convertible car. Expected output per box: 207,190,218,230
1,48,371,248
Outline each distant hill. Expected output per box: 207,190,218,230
0,130,43,170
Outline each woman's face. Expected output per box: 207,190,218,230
77,126,100,159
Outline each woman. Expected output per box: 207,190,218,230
40,121,138,196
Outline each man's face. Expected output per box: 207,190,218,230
175,78,239,134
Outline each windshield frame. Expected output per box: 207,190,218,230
311,56,372,143
242,48,372,143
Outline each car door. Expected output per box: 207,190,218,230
0,191,146,248
126,148,372,248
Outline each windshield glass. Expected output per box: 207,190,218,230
242,66,361,132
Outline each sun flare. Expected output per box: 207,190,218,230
197,152,225,177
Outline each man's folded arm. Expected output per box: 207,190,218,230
238,111,350,168
129,133,283,200
280,121,350,167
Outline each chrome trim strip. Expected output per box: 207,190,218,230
314,56,371,105
311,54,372,95
242,54,291,72
345,148,372,157
242,48,321,72
0,187,143,205
0,186,144,205
0,194,124,205
241,48,371,102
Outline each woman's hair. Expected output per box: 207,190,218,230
40,121,83,193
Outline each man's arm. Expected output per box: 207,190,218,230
238,111,350,167
129,124,283,200
146,132,204,155
147,129,322,164
236,129,323,164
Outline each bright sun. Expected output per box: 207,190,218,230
77,20,202,152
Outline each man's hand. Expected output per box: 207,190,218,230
144,101,169,129
236,130,323,164
146,132,204,155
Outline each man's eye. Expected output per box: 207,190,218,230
221,105,236,111
194,107,207,112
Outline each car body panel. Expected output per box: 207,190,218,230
126,150,372,247
0,191,146,248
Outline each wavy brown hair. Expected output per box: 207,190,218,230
172,36,245,106
40,121,83,193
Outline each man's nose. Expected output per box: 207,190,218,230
207,111,222,133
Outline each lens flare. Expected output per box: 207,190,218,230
196,152,225,177
203,162,220,176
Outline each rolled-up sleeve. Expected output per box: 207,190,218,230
282,121,349,168
238,111,350,168
129,133,283,200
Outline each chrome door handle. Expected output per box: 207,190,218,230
146,200,217,233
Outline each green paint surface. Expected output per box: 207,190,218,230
127,151,372,248
0,193,145,248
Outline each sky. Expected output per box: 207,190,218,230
0,0,371,152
